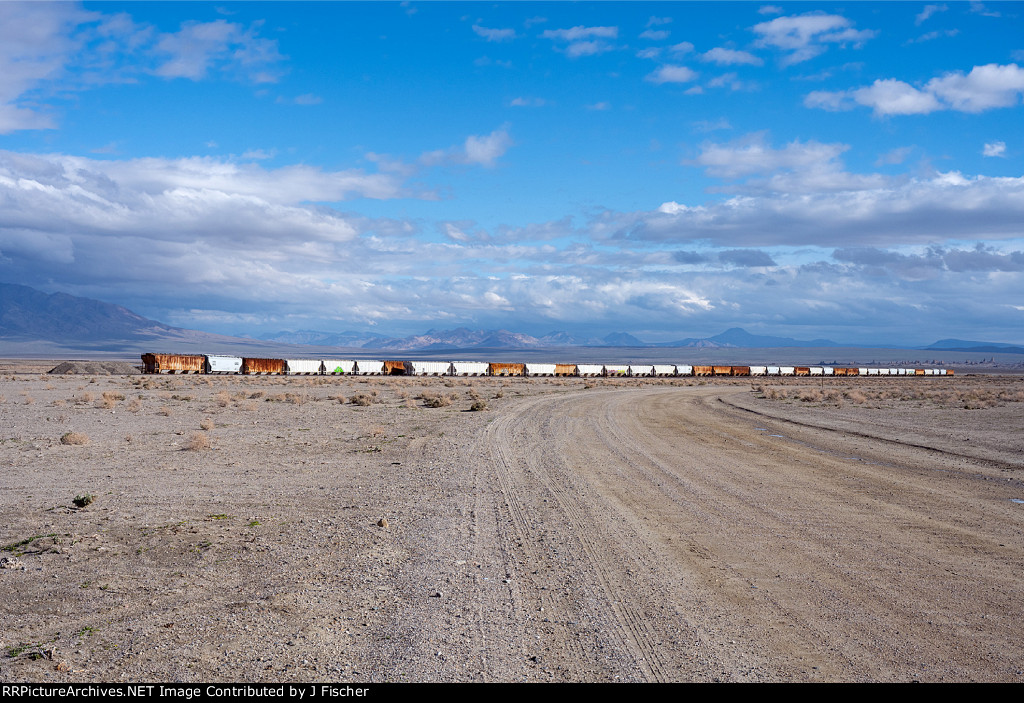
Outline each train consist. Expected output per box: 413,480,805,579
141,354,954,377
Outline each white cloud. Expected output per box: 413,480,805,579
541,25,618,59
463,127,513,167
806,64,1024,115
541,26,618,42
915,4,947,25
700,47,763,66
510,96,545,107
751,12,876,66
983,141,1007,157
646,65,698,85
153,19,283,82
640,30,670,41
472,24,515,42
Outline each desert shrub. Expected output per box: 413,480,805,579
424,395,451,408
60,432,90,446
351,394,373,406
328,394,347,404
183,432,211,451
72,494,94,508
200,418,215,430
844,390,867,404
158,406,172,416
102,391,125,401
126,398,142,412
470,400,488,412
215,391,232,407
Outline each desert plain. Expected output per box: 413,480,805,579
1,361,1022,683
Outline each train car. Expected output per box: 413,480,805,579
652,365,676,376
325,360,357,375
794,367,810,376
604,365,629,377
749,366,767,376
205,355,242,374
451,361,489,376
693,365,714,376
525,363,557,377
353,360,383,375
141,353,205,374
383,360,408,375
731,366,751,376
406,361,452,376
286,359,323,375
554,363,577,376
766,366,781,376
630,365,656,377
779,366,796,376
489,362,525,377
675,365,694,376
809,367,823,376
242,357,286,375
576,364,604,377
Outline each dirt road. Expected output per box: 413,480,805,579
386,386,1024,682
2,376,1022,682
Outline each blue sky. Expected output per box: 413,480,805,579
1,1,1022,345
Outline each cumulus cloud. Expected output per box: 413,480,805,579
646,65,699,84
807,63,1024,115
982,141,1007,157
700,47,763,66
751,12,876,66
640,30,670,41
472,24,515,42
0,4,286,133
541,25,617,58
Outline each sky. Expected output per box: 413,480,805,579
0,1,1022,345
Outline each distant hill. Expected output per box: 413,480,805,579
0,282,180,342
925,339,1024,354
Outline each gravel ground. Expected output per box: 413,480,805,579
1,369,1021,682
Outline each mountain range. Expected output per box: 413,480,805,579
2,282,1021,353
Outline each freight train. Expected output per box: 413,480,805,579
141,354,953,377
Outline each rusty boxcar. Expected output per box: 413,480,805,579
141,354,205,374
730,366,751,376
712,365,733,376
693,365,714,376
242,357,286,375
488,362,525,376
554,363,577,376
383,360,408,375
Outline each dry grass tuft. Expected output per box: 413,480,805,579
183,432,212,451
351,393,373,406
158,406,172,416
200,418,215,431
60,431,90,446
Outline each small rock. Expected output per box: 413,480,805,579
0,557,26,571
377,518,389,528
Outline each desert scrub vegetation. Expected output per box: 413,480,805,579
470,399,488,411
350,393,373,406
60,432,90,446
183,432,212,451
200,418,215,430
751,380,1024,409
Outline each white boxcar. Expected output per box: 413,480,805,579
822,367,834,375
630,365,655,377
749,366,768,376
354,360,383,375
525,363,557,376
325,360,356,375
652,365,676,376
451,361,489,376
205,355,242,374
604,365,629,377
675,365,694,376
867,368,880,375
576,364,604,377
886,368,898,375
809,366,824,376
858,368,869,375
779,366,795,376
407,361,452,376
286,359,323,375
766,366,780,376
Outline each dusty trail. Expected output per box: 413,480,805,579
459,386,1023,682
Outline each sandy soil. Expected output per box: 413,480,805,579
1,368,1022,682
